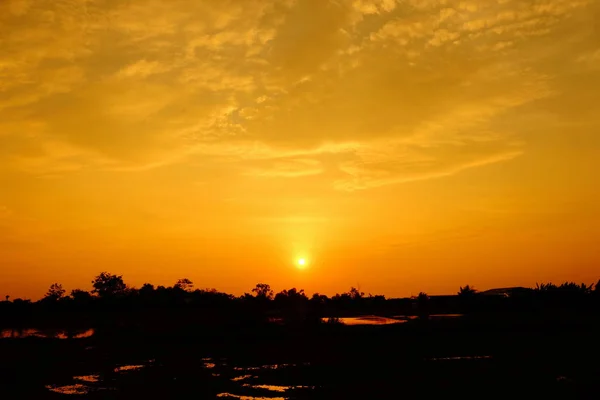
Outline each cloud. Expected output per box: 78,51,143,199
116,60,172,79
576,49,600,68
351,0,397,15
335,148,523,191
244,158,324,178
0,0,596,191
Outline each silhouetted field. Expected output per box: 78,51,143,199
1,274,599,399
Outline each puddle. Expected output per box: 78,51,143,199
232,374,254,381
0,328,94,339
46,381,113,396
234,366,261,371
114,364,144,373
73,375,100,383
217,393,286,400
45,384,91,395
322,316,405,325
233,363,304,372
55,329,95,339
243,384,315,393
243,384,289,392
391,315,419,320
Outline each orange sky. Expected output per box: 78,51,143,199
1,0,600,300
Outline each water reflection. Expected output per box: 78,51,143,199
321,315,405,325
46,376,113,396
392,315,419,320
45,384,91,395
217,393,286,400
0,328,94,339
391,314,464,320
242,384,288,392
232,374,254,381
242,383,315,392
113,364,144,373
46,358,314,398
429,314,464,319
74,375,100,383
233,362,309,372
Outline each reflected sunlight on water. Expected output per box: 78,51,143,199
45,384,91,395
221,362,315,399
46,358,314,398
56,329,95,339
113,364,144,373
391,314,464,320
233,363,303,371
217,393,286,400
242,384,288,392
232,374,254,381
429,314,464,318
242,383,316,392
322,316,405,325
0,328,94,339
73,375,100,383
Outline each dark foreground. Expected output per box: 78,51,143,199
1,313,599,400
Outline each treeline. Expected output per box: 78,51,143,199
0,273,389,329
1,272,599,330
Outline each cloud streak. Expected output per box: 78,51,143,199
0,0,597,190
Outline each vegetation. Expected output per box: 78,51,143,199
1,273,599,332
1,274,600,399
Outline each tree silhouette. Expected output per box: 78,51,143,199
252,283,274,300
458,285,477,297
415,292,430,318
4,295,9,302
458,285,478,313
140,283,155,295
174,278,194,292
44,283,65,301
535,282,558,292
417,292,429,302
91,272,127,298
70,289,92,303
535,281,594,309
310,293,328,305
274,288,308,323
274,288,308,303
348,287,364,300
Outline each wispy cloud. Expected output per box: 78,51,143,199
244,158,324,178
0,0,596,191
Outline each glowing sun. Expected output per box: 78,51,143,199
297,258,307,268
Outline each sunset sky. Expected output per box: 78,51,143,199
1,0,600,299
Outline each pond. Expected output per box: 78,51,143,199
42,353,498,399
0,328,95,339
322,315,405,325
45,358,316,399
321,314,463,325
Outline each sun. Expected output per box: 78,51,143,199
297,258,307,269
